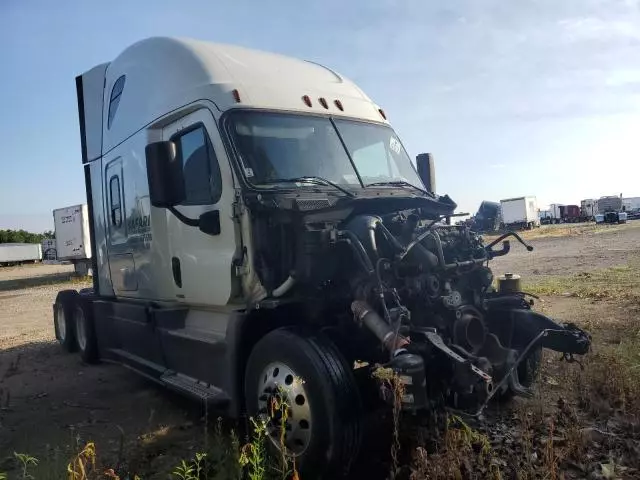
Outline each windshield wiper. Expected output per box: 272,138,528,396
263,176,355,197
367,180,433,197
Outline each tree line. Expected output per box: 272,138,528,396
0,229,54,244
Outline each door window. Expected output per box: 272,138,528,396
109,175,122,227
172,125,222,205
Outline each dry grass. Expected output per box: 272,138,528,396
409,415,502,480
482,222,635,243
408,262,640,479
572,330,640,417
524,262,640,303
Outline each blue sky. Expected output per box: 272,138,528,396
1,0,639,231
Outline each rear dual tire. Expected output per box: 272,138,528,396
54,290,79,352
53,290,99,363
74,296,99,364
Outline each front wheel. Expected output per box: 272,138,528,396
244,327,362,479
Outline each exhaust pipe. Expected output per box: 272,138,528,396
351,300,409,352
352,300,428,410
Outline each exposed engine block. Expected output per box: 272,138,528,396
250,203,591,414
334,212,591,413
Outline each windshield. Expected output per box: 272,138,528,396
227,111,424,190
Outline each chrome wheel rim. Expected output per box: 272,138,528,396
257,362,312,456
56,304,66,341
75,307,87,351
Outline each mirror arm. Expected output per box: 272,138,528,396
167,206,200,227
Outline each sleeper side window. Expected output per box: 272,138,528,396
172,124,222,205
109,175,122,227
108,75,126,129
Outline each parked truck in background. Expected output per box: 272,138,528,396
53,204,93,275
471,200,501,232
622,197,640,220
51,37,591,477
546,204,585,224
0,243,42,266
595,195,627,224
41,238,57,260
500,196,540,230
560,205,581,223
538,209,553,224
581,199,597,221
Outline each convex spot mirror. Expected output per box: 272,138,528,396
145,141,186,208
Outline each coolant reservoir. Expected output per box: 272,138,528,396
497,273,522,294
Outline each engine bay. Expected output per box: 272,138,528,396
247,193,592,414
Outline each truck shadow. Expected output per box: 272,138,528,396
0,338,396,478
0,272,77,292
0,339,200,468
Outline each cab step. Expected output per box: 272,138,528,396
160,371,229,405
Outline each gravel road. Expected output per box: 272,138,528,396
489,221,640,279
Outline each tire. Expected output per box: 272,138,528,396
54,290,79,352
74,295,99,364
244,327,362,479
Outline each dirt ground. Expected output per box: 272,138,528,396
0,223,639,478
487,221,640,279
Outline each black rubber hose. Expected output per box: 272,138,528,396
401,214,419,244
487,240,510,258
337,232,374,275
375,258,394,324
485,231,533,251
398,228,442,262
424,231,446,268
375,222,405,253
399,229,485,271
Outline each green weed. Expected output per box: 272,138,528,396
239,417,269,480
14,452,38,480
171,453,206,480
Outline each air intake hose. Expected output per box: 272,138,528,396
351,300,409,352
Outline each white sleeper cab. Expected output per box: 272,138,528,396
54,37,591,478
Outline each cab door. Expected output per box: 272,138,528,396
162,108,238,305
105,158,138,292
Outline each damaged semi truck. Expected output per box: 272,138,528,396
54,37,591,477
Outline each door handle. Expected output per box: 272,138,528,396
171,257,182,288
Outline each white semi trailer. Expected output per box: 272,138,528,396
500,196,540,230
53,204,93,275
52,37,590,477
0,243,42,265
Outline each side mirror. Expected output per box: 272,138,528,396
145,141,185,208
416,153,436,194
199,210,221,236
